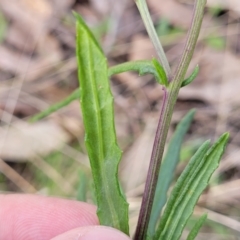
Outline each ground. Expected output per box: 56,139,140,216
0,0,239,239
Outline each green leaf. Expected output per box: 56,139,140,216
76,170,88,202
109,58,168,87
147,109,195,238
155,133,229,240
152,58,168,87
29,89,79,122
181,65,199,87
30,59,167,122
186,214,207,240
75,13,129,234
108,60,152,76
0,11,7,43
205,36,225,50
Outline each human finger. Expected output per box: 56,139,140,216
0,194,98,240
51,226,131,240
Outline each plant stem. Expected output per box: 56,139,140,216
108,60,155,76
135,0,171,77
134,0,207,239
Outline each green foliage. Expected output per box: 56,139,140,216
155,133,229,240
29,60,195,122
29,90,79,122
30,59,169,122
75,13,129,234
0,11,7,43
180,139,203,162
156,18,171,36
76,170,88,202
208,6,223,17
181,65,199,87
109,58,168,86
205,36,225,50
186,214,207,240
152,58,168,86
92,17,110,42
147,109,195,238
156,18,183,37
30,148,81,196
201,217,232,237
29,2,229,240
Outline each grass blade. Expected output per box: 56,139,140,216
186,214,207,240
75,13,129,234
147,109,195,238
155,133,229,240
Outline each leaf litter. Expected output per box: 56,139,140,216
0,0,239,238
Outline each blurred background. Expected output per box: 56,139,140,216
0,0,240,239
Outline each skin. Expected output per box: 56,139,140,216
0,194,131,240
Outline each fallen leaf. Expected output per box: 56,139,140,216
0,120,72,161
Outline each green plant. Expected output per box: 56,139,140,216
0,11,7,43
30,0,229,239
205,35,225,50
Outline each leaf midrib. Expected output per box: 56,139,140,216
86,32,120,229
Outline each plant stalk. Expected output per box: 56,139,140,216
135,0,171,76
134,0,207,239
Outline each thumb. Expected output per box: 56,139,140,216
51,226,131,240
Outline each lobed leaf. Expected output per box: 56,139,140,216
75,13,129,234
155,133,229,240
147,109,195,238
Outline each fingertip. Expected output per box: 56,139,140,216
51,226,131,240
0,194,98,239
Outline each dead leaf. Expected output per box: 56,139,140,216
129,34,156,61
49,0,75,16
148,0,192,28
179,48,240,107
0,35,61,81
0,0,52,52
120,116,156,191
0,120,72,161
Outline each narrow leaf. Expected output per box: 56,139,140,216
108,59,167,87
29,89,79,122
30,59,167,122
186,214,207,240
108,60,153,76
181,65,199,87
76,170,88,202
155,133,229,240
75,13,129,234
147,109,195,238
152,58,168,87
